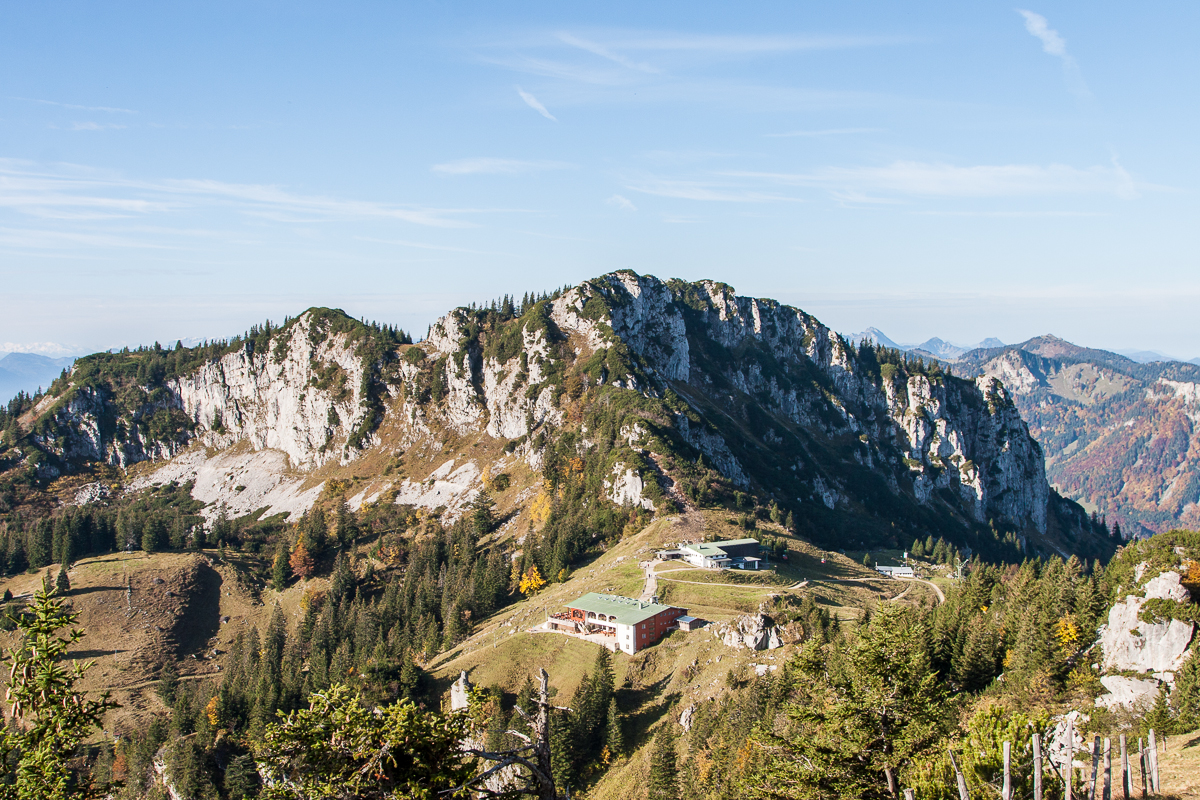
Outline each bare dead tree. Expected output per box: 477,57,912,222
443,668,564,800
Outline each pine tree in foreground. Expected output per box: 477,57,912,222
0,586,120,800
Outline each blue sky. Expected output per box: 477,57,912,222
2,2,1198,357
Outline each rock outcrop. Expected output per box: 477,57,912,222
1045,710,1090,772
1100,571,1196,675
1095,675,1162,711
37,313,380,473
1096,568,1196,709
720,613,784,651
450,670,473,712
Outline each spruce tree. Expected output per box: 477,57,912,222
605,697,624,760
272,542,290,591
0,586,120,798
647,724,680,800
1170,640,1200,729
54,564,70,594
329,552,354,603
549,710,575,792
224,753,260,800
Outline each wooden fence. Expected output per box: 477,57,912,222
903,725,1166,800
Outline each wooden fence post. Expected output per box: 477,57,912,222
1103,738,1111,800
1002,740,1012,800
1090,734,1101,799
1033,733,1044,800
1147,729,1159,794
948,748,971,800
1065,717,1073,800
1120,734,1130,800
1138,738,1147,799
904,790,915,800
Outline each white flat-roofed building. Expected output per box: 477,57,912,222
875,565,915,578
681,538,763,570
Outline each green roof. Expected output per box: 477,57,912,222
566,593,679,625
683,538,760,557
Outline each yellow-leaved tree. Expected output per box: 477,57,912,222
519,565,546,596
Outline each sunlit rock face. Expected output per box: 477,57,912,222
33,273,1076,544
1101,570,1196,675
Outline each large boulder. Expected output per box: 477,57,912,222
1094,675,1162,710
1100,571,1196,674
1045,710,1089,772
1144,570,1191,602
450,670,472,712
720,613,783,650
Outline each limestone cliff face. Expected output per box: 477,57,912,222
34,312,381,472
535,273,1053,535
172,316,375,468
20,273,1096,551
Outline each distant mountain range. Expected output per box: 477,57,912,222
844,329,1200,536
848,328,1005,361
1115,349,1200,365
945,336,1200,537
0,353,75,405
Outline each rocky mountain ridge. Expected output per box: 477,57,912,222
0,272,1113,560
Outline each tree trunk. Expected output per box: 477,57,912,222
534,669,557,800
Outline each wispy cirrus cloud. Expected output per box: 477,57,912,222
0,157,521,256
623,175,800,203
556,32,658,73
431,157,572,175
0,158,483,228
1017,10,1089,98
765,127,881,138
619,158,1149,210
517,88,557,120
68,121,128,131
726,159,1143,199
588,32,907,54
605,194,637,211
8,96,136,114
479,28,912,101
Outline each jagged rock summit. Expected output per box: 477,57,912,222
2,271,1112,558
